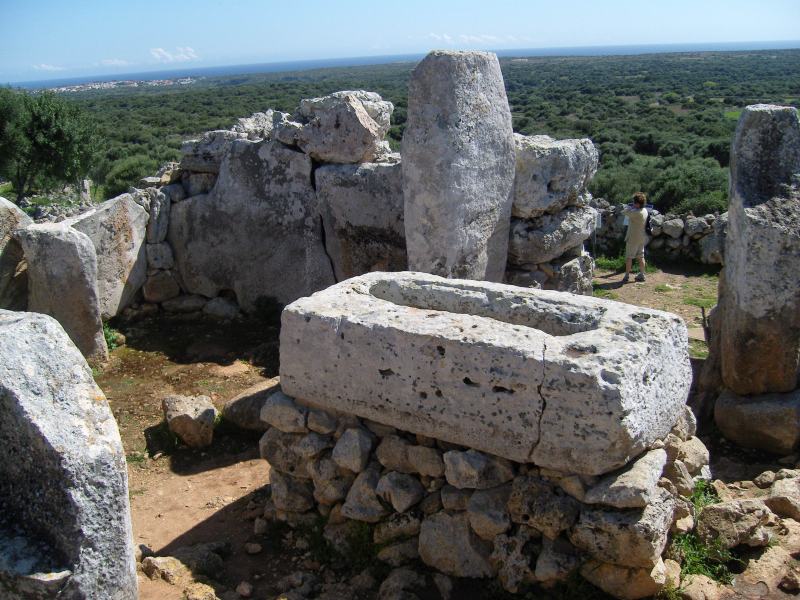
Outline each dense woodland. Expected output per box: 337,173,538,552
24,49,800,212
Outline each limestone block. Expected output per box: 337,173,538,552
580,558,666,600
270,470,314,513
142,270,180,304
0,197,31,310
231,110,279,140
699,212,727,265
584,449,667,509
15,223,107,362
202,296,238,320
662,218,684,239
418,512,494,578
258,428,311,479
696,499,771,549
570,490,674,568
146,242,174,270
490,529,535,593
316,162,406,281
443,450,514,490
169,140,334,310
0,310,136,599
223,378,280,431
66,193,148,318
162,394,217,448
719,104,800,394
374,514,421,545
295,93,386,163
260,391,308,433
161,294,207,314
512,134,598,218
402,50,515,281
308,454,354,506
332,428,375,473
299,91,393,139
534,536,582,585
507,206,597,266
146,188,171,244
376,472,425,513
507,476,580,539
180,129,246,173
280,271,691,475
466,484,511,540
341,463,389,523
715,389,800,454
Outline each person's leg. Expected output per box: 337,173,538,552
623,257,632,283
636,252,646,281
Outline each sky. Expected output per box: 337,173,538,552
1,0,799,83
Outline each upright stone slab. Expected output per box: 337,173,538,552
402,51,515,281
0,310,136,599
15,224,108,362
718,105,800,394
0,197,32,310
280,272,691,475
66,193,148,319
168,139,335,310
317,161,407,280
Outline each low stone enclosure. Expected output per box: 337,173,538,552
0,49,798,600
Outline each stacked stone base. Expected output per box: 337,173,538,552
258,392,708,599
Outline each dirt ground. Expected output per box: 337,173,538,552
93,263,759,599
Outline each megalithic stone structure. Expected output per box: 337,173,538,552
402,50,515,281
719,104,800,395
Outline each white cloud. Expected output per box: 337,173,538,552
101,58,131,67
32,63,65,71
150,46,198,63
427,33,455,45
425,33,528,47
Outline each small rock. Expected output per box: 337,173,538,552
663,558,681,589
443,449,514,489
407,445,445,478
203,296,239,320
489,529,535,593
141,556,190,584
378,567,426,600
377,538,420,566
376,435,413,473
534,536,581,585
679,573,731,600
580,558,666,600
418,512,494,578
765,477,800,520
341,463,389,523
308,409,338,435
235,580,253,598
244,542,262,555
676,437,710,475
374,513,421,545
754,470,777,488
270,470,315,512
440,485,472,511
432,573,453,600
162,394,217,448
696,499,772,549
508,476,580,539
260,391,308,433
584,448,667,508
466,484,511,540
183,582,219,600
376,472,425,513
332,428,374,473
670,405,698,441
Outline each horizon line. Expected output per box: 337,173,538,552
6,38,800,87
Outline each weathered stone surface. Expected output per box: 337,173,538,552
260,391,308,433
15,224,108,362
307,409,337,435
180,129,246,173
270,470,314,513
308,454,354,506
231,110,278,140
676,437,710,475
662,218,684,239
280,272,691,474
374,514,421,545
258,428,310,479
376,472,425,513
580,558,666,600
440,485,472,511
507,206,597,266
679,574,734,600
584,449,667,509
295,93,386,163
0,310,136,599
671,405,698,441
466,485,511,540
169,140,334,310
534,536,582,585
341,464,389,522
316,162,406,280
508,477,580,539
142,270,180,303
146,188,170,244
378,567,426,600
548,252,594,296
718,105,800,395
402,50,515,281
376,435,413,473
162,394,217,448
418,512,494,578
202,296,238,320
699,212,727,265
223,378,280,431
161,294,207,314
184,170,217,196
299,91,393,139
696,499,772,549
570,490,674,568
66,194,148,318
765,477,800,520
332,428,374,473
512,134,598,218
715,389,800,454
407,445,444,478
490,529,535,593
146,242,174,270
0,197,31,310
443,450,514,490
377,538,419,567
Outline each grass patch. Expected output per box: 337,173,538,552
103,322,123,350
690,479,719,512
724,109,742,120
654,284,672,293
684,296,716,310
671,533,738,584
592,285,619,300
0,182,13,197
595,253,658,273
689,339,709,359
126,451,147,465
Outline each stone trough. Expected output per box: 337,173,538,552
280,272,691,475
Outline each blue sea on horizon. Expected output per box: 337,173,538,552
11,40,800,89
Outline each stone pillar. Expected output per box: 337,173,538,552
402,50,515,281
0,197,32,310
719,104,800,395
15,223,108,363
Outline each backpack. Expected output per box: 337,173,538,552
645,212,652,236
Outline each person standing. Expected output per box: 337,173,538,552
622,192,648,283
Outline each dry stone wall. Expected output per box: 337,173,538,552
258,272,705,598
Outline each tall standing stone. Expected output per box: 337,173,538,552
15,224,108,363
402,50,515,281
0,310,136,599
718,105,800,395
0,197,32,310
